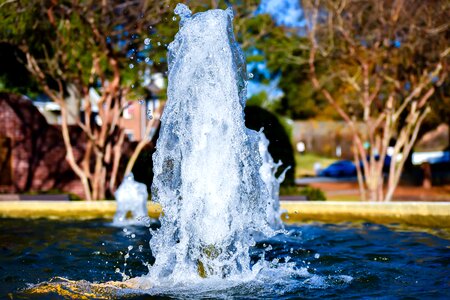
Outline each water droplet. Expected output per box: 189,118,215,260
314,253,320,259
124,254,129,259
249,73,254,79
138,245,144,252
145,57,150,63
129,63,134,69
172,16,177,21
157,42,161,46
128,245,133,251
123,228,128,233
115,268,120,273
144,38,151,45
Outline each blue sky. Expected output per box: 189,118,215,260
257,0,305,27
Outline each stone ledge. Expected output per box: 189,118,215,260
0,200,448,228
281,201,450,228
0,201,161,220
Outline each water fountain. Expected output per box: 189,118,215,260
113,173,149,226
147,3,285,282
9,4,450,299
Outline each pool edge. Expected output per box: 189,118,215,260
0,200,449,228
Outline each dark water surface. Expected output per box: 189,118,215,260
0,218,449,299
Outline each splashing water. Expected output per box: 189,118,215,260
257,130,291,230
147,3,290,283
113,173,148,226
20,5,354,297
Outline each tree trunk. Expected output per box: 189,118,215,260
421,162,432,189
366,174,379,201
109,130,126,193
60,107,93,200
353,141,366,201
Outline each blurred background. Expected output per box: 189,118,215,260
0,0,449,201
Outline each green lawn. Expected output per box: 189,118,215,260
295,153,337,178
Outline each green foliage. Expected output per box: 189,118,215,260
235,6,340,120
420,83,450,149
0,43,40,96
246,91,268,107
273,63,339,120
279,185,326,200
0,0,177,100
279,185,298,196
23,189,82,201
299,186,326,201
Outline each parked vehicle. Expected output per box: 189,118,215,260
317,160,356,177
360,155,392,174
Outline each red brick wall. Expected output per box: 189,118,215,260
0,93,84,197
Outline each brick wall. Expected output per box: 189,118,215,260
0,93,84,197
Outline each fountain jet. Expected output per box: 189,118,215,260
113,173,149,226
149,4,286,282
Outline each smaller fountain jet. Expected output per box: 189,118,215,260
113,173,149,225
256,129,291,230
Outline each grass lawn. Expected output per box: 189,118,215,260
295,152,337,178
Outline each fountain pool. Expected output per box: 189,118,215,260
1,4,449,299
1,218,449,299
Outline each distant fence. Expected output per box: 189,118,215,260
292,120,366,159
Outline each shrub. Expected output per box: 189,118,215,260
299,186,326,201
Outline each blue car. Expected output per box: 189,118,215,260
318,160,356,177
360,155,392,174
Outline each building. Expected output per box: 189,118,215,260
0,93,85,196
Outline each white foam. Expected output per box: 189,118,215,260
113,173,148,226
148,4,284,282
